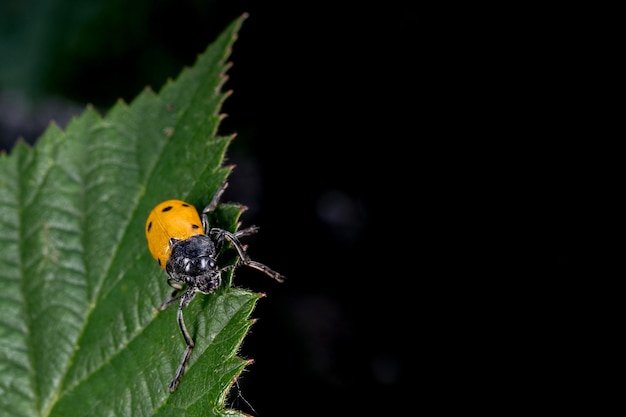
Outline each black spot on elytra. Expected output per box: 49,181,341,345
158,258,162,267
191,224,200,229
162,206,173,212
182,203,190,207
147,221,152,232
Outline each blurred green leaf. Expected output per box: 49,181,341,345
0,0,219,103
0,14,264,417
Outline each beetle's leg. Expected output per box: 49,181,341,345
158,278,184,311
209,228,226,253
201,181,228,233
234,225,260,238
220,230,285,283
169,289,197,391
219,264,236,274
210,226,259,255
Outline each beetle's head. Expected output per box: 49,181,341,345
166,235,221,294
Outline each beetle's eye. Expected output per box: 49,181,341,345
198,257,217,271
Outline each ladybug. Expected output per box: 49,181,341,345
145,181,285,392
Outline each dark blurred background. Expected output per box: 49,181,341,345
1,1,416,415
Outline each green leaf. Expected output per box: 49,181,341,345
0,14,266,417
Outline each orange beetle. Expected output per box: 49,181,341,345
145,181,285,391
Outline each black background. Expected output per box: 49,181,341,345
218,6,413,415
1,1,417,415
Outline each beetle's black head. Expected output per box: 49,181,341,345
166,235,221,294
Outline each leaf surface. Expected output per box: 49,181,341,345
0,14,260,417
